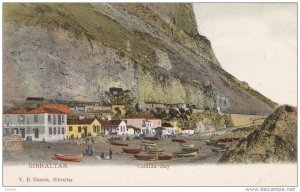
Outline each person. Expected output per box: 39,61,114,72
85,144,94,156
109,149,112,159
100,153,104,159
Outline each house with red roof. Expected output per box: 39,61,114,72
3,105,69,141
180,128,195,135
123,114,161,136
99,120,127,135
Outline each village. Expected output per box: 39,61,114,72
3,88,266,164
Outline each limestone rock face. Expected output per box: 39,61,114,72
3,3,276,115
219,105,297,163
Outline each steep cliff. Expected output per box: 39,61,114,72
3,3,276,115
219,105,297,163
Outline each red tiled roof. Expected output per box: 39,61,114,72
3,107,67,114
67,118,97,125
127,125,141,129
41,104,70,114
125,114,159,120
99,120,122,126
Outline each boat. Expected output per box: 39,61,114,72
182,148,199,152
180,143,194,149
133,154,156,161
110,141,129,146
173,151,197,157
52,153,83,162
158,154,173,160
181,143,194,147
147,148,165,154
143,137,159,141
142,141,157,146
122,148,142,154
172,139,186,143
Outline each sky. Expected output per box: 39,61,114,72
193,3,297,106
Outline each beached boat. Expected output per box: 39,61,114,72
52,153,83,162
133,154,156,161
158,154,173,160
147,148,165,154
182,148,199,152
180,143,194,149
181,143,194,147
172,139,186,143
110,141,129,146
142,141,157,146
143,137,159,141
173,151,197,157
122,148,142,154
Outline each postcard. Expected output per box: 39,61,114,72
2,2,297,188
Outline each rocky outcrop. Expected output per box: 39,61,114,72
219,105,297,163
3,3,276,115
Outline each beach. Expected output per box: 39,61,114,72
3,135,225,166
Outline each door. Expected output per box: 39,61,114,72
34,129,39,138
83,127,87,137
20,128,25,138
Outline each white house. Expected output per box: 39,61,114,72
99,120,127,135
123,114,161,137
161,123,176,135
127,125,141,135
3,106,68,142
180,128,195,135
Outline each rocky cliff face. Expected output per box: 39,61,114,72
219,105,297,163
3,3,276,115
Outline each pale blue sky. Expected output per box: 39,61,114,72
193,3,297,106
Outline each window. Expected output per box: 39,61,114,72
34,129,39,138
62,115,65,123
58,127,61,134
142,120,146,127
33,115,38,123
78,126,82,133
53,115,57,124
62,127,65,134
96,126,100,133
13,128,19,135
49,127,52,135
48,114,51,123
4,115,8,124
58,115,61,125
18,115,25,124
69,126,73,131
93,125,96,133
53,127,56,134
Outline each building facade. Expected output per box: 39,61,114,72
99,120,127,135
181,128,195,135
67,118,101,139
124,114,161,137
161,123,176,135
3,106,68,142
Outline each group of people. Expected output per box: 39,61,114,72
84,141,112,160
100,149,112,160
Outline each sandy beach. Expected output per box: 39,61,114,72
3,135,225,166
